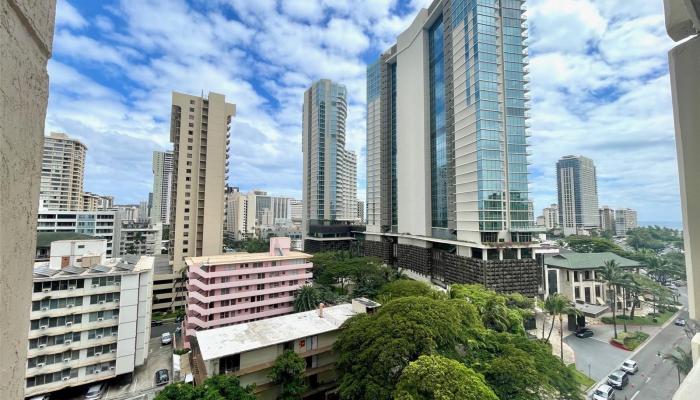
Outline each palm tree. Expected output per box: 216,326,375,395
293,285,320,312
598,260,625,339
544,294,570,352
664,346,693,385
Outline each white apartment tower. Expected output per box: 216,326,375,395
40,132,87,211
557,155,599,236
151,150,173,224
169,91,235,271
302,80,358,234
615,208,638,235
599,205,615,233
543,204,559,230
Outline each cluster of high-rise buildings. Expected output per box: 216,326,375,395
536,155,638,236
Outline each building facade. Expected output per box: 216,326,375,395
151,150,174,224
40,132,87,211
363,0,540,295
192,299,379,399
599,205,616,233
614,208,638,235
118,221,162,256
83,193,113,212
290,200,302,224
37,210,119,257
302,80,358,240
556,155,599,236
169,91,235,272
543,204,559,230
26,242,152,398
357,200,365,224
184,238,312,340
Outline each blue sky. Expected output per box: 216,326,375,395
48,0,681,224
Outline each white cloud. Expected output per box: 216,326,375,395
56,0,87,29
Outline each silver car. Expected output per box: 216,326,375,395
592,384,615,400
621,359,638,375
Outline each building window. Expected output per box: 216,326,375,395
574,287,580,299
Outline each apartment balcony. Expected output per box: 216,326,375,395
32,284,121,301
24,368,115,398
187,284,305,304
186,306,294,329
31,301,119,320
187,272,313,291
187,296,295,316
27,335,117,359
188,262,312,279
26,352,117,378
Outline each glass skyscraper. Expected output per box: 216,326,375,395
364,0,540,296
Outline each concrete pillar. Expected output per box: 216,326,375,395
0,1,56,398
498,249,504,261
669,35,700,320
516,248,522,259
482,250,488,261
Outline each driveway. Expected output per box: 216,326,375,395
105,337,173,399
564,324,630,381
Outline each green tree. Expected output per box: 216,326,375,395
484,350,548,400
394,355,498,400
377,280,437,300
243,238,269,253
598,260,626,338
155,375,255,400
269,350,307,400
334,297,481,399
293,285,320,312
564,236,626,254
664,346,693,385
543,293,576,360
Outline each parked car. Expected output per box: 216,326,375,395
607,369,629,389
84,382,106,400
29,395,50,400
675,318,687,326
161,332,172,345
575,328,594,338
175,315,185,323
151,319,163,327
155,369,170,386
592,384,616,400
621,359,638,375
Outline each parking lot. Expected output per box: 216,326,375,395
104,336,173,399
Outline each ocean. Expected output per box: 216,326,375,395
638,221,684,230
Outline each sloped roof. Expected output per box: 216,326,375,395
544,252,641,270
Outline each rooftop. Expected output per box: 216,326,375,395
36,232,96,248
196,303,356,361
33,256,154,280
544,252,641,270
185,250,312,265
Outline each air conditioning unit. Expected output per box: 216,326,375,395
115,282,120,286
109,366,115,370
97,317,104,322
96,334,103,339
40,325,47,330
110,349,116,353
95,352,102,356
112,315,118,320
94,370,100,374
64,358,71,363
68,286,76,291
41,307,49,311
67,304,74,308
66,321,72,326
111,331,118,336
92,284,99,288
98,300,105,304
62,377,70,381
64,339,72,344
42,288,50,293
36,363,45,367
38,344,46,349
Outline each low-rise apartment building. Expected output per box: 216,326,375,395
193,299,380,399
544,252,640,316
184,238,312,340
118,221,162,256
26,238,153,398
37,210,119,257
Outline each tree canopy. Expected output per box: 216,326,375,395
269,350,307,400
377,279,437,301
154,375,255,400
394,355,498,400
563,235,626,255
293,285,320,312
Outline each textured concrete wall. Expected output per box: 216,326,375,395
0,0,56,397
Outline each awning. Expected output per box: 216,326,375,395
574,302,610,318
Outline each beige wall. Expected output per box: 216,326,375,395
0,0,56,397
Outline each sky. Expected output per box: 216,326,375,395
48,0,682,224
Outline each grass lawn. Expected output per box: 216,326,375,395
152,311,181,321
601,309,676,326
568,363,595,390
610,331,650,351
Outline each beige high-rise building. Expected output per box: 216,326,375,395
614,208,638,236
543,204,560,230
169,91,235,271
40,132,87,211
83,192,113,211
151,150,173,224
599,205,615,233
1,1,56,397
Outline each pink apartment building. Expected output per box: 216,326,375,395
184,237,313,341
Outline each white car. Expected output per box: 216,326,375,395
84,383,106,400
592,384,615,400
161,332,172,345
621,359,638,375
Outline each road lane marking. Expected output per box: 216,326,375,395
631,390,640,400
645,376,652,383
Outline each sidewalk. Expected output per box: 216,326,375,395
530,311,576,365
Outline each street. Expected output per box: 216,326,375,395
104,336,173,399
150,321,178,338
565,325,631,381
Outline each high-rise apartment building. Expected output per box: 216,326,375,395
2,2,57,395
543,204,559,230
26,239,153,399
290,199,302,224
363,0,539,295
302,80,358,248
169,91,235,271
614,208,638,235
556,155,599,236
40,132,87,211
226,189,294,240
357,199,365,223
83,192,113,211
599,205,615,233
151,150,173,224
